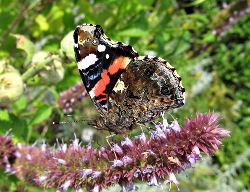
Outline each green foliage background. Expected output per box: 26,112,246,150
0,0,249,191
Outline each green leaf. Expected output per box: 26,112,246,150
0,109,10,121
118,28,149,37
186,13,209,23
28,105,52,125
12,34,36,59
184,0,207,7
0,10,15,34
35,14,49,31
60,31,75,61
12,95,27,112
173,36,191,55
0,110,28,141
203,32,216,43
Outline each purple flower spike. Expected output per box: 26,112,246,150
113,144,124,156
80,158,89,164
213,2,249,36
79,169,93,179
53,157,67,165
91,171,103,179
40,143,46,152
60,143,67,152
134,132,147,144
26,154,32,161
121,137,134,148
120,182,138,192
75,189,83,192
162,118,170,129
122,156,133,164
112,159,124,168
0,112,230,191
170,119,181,132
133,170,142,178
143,166,155,174
142,150,156,158
187,146,202,164
164,173,180,191
153,127,166,139
38,175,47,182
154,116,171,131
147,175,159,186
57,82,87,112
90,185,100,192
60,180,72,191
71,137,81,150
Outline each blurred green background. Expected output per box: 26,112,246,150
0,0,249,191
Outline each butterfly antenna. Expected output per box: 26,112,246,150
64,114,86,118
139,124,145,132
52,119,86,125
53,114,93,125
167,111,176,120
138,123,156,132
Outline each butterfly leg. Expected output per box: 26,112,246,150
105,134,118,159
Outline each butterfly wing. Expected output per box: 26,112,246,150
74,24,138,117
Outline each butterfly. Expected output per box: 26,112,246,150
74,24,185,134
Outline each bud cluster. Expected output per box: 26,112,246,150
57,82,87,113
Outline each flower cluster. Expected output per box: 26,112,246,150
0,112,230,191
0,133,16,169
213,1,250,36
57,82,87,113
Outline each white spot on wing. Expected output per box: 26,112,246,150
137,56,146,60
98,44,106,52
113,79,125,92
77,54,98,70
89,89,95,98
106,54,109,59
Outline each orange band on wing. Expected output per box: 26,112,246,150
93,70,110,97
108,57,131,75
93,57,131,98
97,97,107,102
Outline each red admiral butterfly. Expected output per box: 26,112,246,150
74,24,185,134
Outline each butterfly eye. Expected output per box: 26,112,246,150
92,38,98,45
161,86,171,95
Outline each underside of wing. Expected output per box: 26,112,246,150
74,24,138,117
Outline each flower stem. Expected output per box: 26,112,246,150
21,57,52,82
